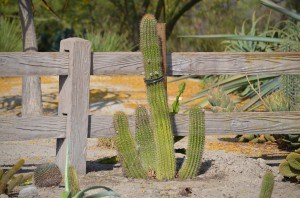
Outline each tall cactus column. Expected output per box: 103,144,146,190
140,14,175,180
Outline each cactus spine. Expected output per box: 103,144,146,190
114,112,147,178
178,106,205,179
259,171,274,198
135,106,156,172
140,13,175,180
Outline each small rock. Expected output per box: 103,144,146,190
18,186,39,198
257,158,266,169
274,174,284,182
0,194,9,198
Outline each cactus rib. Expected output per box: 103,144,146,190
178,106,205,179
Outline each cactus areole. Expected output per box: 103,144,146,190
140,14,176,180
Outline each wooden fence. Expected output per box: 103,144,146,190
1,37,300,175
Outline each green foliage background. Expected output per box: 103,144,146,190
1,0,297,52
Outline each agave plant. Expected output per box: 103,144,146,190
61,143,120,198
179,0,300,111
0,17,22,52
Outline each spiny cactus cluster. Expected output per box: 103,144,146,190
238,134,276,143
259,171,274,198
0,159,32,195
207,87,235,112
264,90,290,112
113,14,205,181
281,75,300,111
33,163,62,187
279,149,300,181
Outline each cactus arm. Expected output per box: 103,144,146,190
114,112,147,178
140,14,176,180
7,174,23,193
135,106,156,172
259,171,274,198
0,159,24,194
68,166,80,197
178,106,205,179
19,173,33,185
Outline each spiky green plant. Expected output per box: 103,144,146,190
178,106,205,179
0,159,31,195
281,75,300,111
259,171,274,198
85,31,132,52
68,166,79,197
114,112,148,179
135,106,156,172
0,17,22,52
180,0,300,111
113,14,206,181
279,151,300,181
62,142,120,198
34,163,62,187
207,87,236,112
140,14,176,180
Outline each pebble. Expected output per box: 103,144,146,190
18,186,39,198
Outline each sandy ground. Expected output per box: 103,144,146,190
1,76,299,197
1,138,299,198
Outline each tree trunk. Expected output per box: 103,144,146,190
18,0,42,116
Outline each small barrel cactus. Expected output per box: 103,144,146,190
34,163,62,187
259,171,274,198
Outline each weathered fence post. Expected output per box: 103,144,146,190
56,38,91,175
157,23,167,89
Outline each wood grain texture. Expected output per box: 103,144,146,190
169,52,300,75
0,52,69,76
56,38,91,175
1,52,299,76
1,111,299,141
0,116,66,141
92,52,300,75
89,111,300,137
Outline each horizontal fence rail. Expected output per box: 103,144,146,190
1,111,300,141
1,52,300,76
0,52,69,76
